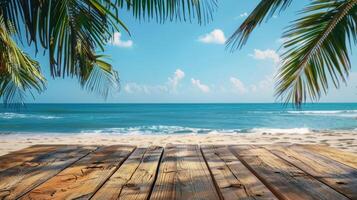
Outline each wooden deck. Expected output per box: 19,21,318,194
0,144,356,200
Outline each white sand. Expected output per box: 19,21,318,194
1,131,356,156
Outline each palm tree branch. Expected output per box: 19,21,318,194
115,0,217,25
276,0,357,105
0,15,46,105
226,0,292,50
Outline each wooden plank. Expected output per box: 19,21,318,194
229,145,349,200
92,146,163,200
0,145,96,200
201,145,277,200
21,145,135,200
264,145,357,199
150,144,220,200
296,144,357,169
0,145,60,172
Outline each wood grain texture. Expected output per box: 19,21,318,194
0,145,96,200
201,145,277,200
0,145,59,172
265,145,357,199
21,145,135,200
230,145,349,200
92,146,163,200
296,144,357,169
1,144,356,200
150,144,220,200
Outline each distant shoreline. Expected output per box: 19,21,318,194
2,102,357,105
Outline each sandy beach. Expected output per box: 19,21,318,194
1,131,356,156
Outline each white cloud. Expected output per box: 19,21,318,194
191,78,210,93
234,12,248,20
229,75,274,95
109,32,133,48
249,76,274,93
168,69,185,91
240,12,248,18
250,49,280,64
198,29,226,44
124,83,159,94
124,83,169,94
124,69,185,94
230,77,248,94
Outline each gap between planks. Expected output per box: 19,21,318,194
263,145,357,200
229,145,350,200
1,144,355,200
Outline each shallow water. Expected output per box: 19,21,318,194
1,103,357,134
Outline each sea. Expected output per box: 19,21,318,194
1,103,357,135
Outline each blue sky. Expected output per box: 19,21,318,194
29,0,357,103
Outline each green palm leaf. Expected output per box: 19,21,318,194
276,0,357,105
116,0,217,24
0,0,216,104
0,16,45,105
227,0,292,50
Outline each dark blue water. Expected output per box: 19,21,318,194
1,103,357,134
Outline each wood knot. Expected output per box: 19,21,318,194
230,183,243,188
336,181,346,185
125,183,140,190
22,162,40,167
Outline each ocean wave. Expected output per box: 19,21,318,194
0,112,61,119
81,125,242,135
80,125,315,135
247,128,312,134
287,110,357,118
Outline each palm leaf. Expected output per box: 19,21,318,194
83,55,120,98
116,0,218,25
0,0,216,104
2,0,122,101
276,0,357,106
0,16,46,105
226,0,292,50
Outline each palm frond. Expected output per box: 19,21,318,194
276,0,357,106
0,0,215,104
82,55,120,98
0,16,46,105
116,0,218,25
74,41,119,98
3,0,121,100
227,0,292,50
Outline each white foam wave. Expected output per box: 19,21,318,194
80,125,315,135
248,128,312,134
81,125,242,135
287,110,357,118
0,112,61,119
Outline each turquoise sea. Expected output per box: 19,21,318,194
1,103,357,134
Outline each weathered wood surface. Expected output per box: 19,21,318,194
21,145,135,200
229,145,349,200
265,145,357,199
201,145,277,200
150,144,220,200
0,145,59,172
0,144,356,200
0,145,96,200
296,144,357,169
92,146,163,200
